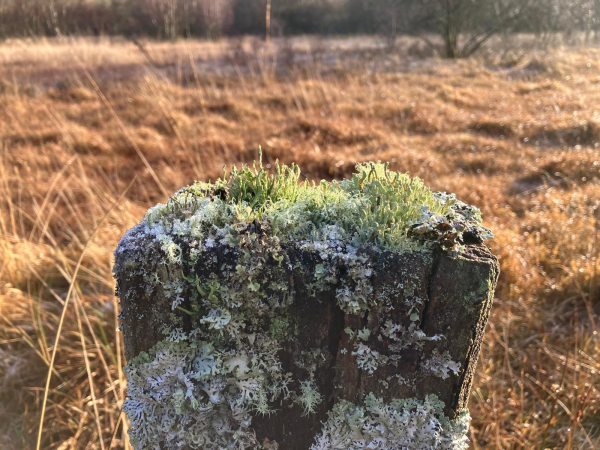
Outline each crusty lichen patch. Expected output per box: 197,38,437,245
115,161,492,449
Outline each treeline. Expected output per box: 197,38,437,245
0,0,599,51
0,0,354,39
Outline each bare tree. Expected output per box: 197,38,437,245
411,0,536,58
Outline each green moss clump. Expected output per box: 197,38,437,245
146,160,492,252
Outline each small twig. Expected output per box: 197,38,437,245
130,36,159,68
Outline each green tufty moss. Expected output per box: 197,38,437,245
145,160,492,252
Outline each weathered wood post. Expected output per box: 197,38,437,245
114,162,499,449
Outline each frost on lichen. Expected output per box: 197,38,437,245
311,394,470,450
116,160,491,449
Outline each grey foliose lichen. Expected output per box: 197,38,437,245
311,394,470,450
123,337,286,449
116,161,490,449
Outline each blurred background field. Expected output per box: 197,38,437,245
0,31,600,450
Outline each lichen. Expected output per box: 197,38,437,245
295,380,323,416
123,339,258,449
115,160,491,449
310,394,470,450
422,350,461,380
343,322,459,378
124,334,294,449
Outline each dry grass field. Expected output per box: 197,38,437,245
0,36,599,449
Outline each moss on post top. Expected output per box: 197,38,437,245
144,161,492,253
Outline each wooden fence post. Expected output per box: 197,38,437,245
114,162,499,449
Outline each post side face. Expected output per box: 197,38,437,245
115,225,499,450
424,247,500,412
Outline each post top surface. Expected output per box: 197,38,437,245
141,161,492,254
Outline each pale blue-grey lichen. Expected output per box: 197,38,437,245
310,394,470,450
343,321,459,377
117,161,491,449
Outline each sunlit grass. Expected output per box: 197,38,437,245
0,36,599,449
